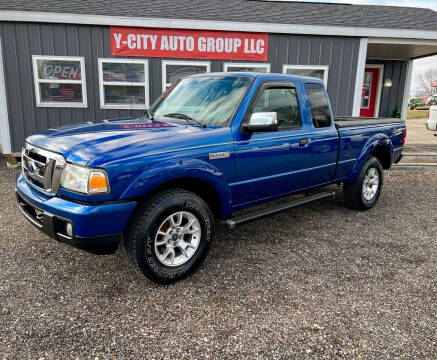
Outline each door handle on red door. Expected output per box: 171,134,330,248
299,138,311,147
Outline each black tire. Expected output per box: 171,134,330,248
125,189,214,284
343,157,384,211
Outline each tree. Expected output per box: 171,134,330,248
416,69,437,97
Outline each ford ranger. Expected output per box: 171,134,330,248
16,73,406,283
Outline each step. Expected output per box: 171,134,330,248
394,162,437,167
222,191,335,229
391,165,437,172
401,154,437,163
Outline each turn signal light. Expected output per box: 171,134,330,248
89,171,109,194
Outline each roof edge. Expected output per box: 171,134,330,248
1,10,437,41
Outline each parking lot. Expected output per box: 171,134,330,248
406,114,437,146
1,157,437,359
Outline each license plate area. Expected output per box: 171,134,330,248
16,192,74,240
17,193,44,228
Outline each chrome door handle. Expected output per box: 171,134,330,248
299,138,311,147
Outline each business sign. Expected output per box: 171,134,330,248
110,26,268,61
39,60,81,80
431,80,437,88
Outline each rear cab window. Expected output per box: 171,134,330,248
305,83,332,128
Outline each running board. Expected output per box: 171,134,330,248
221,191,335,229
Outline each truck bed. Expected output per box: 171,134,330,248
334,116,405,128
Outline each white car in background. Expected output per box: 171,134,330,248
427,106,437,135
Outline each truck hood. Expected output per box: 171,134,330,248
26,117,201,165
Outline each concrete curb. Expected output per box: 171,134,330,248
391,165,437,172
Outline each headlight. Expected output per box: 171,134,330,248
60,164,110,194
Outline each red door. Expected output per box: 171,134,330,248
360,67,379,117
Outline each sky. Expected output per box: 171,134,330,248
286,0,437,95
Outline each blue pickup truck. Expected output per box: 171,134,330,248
16,73,406,283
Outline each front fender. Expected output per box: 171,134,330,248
120,158,233,217
346,134,393,183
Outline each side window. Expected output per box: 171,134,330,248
305,83,332,128
252,87,301,129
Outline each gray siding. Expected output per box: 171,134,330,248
0,22,149,152
367,59,408,117
226,34,360,117
268,34,360,116
0,22,360,153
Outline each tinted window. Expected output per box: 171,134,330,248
252,87,301,129
305,83,332,128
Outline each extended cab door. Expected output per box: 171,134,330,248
231,81,338,207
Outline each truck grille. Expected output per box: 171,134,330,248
22,143,66,194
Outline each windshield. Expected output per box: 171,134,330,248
151,76,251,127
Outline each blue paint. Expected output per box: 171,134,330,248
18,72,405,243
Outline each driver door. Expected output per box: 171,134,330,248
232,83,310,205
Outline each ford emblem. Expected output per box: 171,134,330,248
24,159,36,175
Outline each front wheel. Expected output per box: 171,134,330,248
343,157,384,210
125,189,214,284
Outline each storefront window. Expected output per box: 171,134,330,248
162,61,210,92
282,65,329,86
98,59,149,109
32,56,87,107
224,63,270,73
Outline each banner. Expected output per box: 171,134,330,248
110,26,268,61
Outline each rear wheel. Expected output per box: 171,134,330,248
343,157,383,210
125,189,214,284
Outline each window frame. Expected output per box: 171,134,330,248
242,81,303,133
282,65,329,86
98,58,149,110
224,62,271,73
161,60,211,93
32,55,87,108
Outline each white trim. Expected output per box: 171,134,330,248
98,58,149,110
352,38,368,116
223,62,271,73
401,60,414,121
32,55,87,108
364,64,384,117
161,60,210,93
282,65,329,86
1,11,437,41
368,37,437,46
0,36,11,154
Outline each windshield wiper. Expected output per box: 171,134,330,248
163,113,206,128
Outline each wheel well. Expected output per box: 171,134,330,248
145,177,222,218
370,146,391,169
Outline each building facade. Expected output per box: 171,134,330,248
0,1,437,154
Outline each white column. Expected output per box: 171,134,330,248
401,60,414,121
352,38,368,117
0,35,11,154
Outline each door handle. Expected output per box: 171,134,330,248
299,138,311,147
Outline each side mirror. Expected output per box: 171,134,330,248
244,112,279,132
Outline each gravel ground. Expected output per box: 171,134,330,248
1,157,437,359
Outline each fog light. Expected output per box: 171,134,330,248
66,223,73,237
